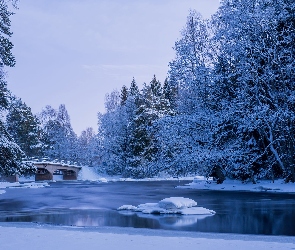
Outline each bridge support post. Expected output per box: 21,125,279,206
35,170,53,181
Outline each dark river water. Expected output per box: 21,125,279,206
0,180,295,236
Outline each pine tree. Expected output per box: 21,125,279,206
163,77,178,112
6,97,45,159
0,0,35,176
128,76,173,176
129,78,140,97
120,85,128,106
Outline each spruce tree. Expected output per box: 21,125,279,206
120,85,128,106
6,97,45,159
0,0,35,176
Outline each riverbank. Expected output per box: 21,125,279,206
0,223,295,250
1,177,295,195
178,178,295,193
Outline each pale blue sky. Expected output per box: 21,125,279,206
7,0,219,134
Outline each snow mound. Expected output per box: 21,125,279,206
118,197,215,215
98,178,108,183
159,197,197,209
117,205,138,210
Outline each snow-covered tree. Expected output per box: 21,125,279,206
6,97,45,158
41,104,77,163
209,0,295,182
77,127,97,166
0,0,35,176
98,89,131,175
158,10,215,178
169,10,212,115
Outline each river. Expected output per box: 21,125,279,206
0,180,294,236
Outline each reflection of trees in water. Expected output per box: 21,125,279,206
196,198,295,235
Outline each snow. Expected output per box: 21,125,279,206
118,176,194,182
118,197,215,215
0,224,294,250
179,177,295,193
98,177,108,183
159,197,197,209
0,181,49,194
117,205,138,210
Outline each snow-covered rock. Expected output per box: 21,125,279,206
117,205,138,210
117,197,215,215
98,178,108,183
159,197,197,209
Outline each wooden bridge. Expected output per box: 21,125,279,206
34,162,81,181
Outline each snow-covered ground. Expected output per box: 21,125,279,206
0,224,294,250
179,177,295,193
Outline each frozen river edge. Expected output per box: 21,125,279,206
1,223,295,250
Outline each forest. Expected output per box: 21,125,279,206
1,0,295,183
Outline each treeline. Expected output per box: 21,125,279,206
98,0,295,183
1,0,295,183
4,100,98,167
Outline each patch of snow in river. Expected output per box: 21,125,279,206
0,181,49,193
118,197,215,215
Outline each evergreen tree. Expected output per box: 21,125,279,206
120,85,128,106
0,0,35,176
129,77,140,97
6,97,45,159
127,76,173,176
163,77,178,112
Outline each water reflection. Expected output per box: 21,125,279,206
119,211,213,227
1,208,213,229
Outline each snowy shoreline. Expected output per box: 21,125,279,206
177,178,295,194
0,223,295,250
1,177,295,195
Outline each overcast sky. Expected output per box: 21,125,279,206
7,0,220,135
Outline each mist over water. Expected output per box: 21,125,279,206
78,166,101,181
